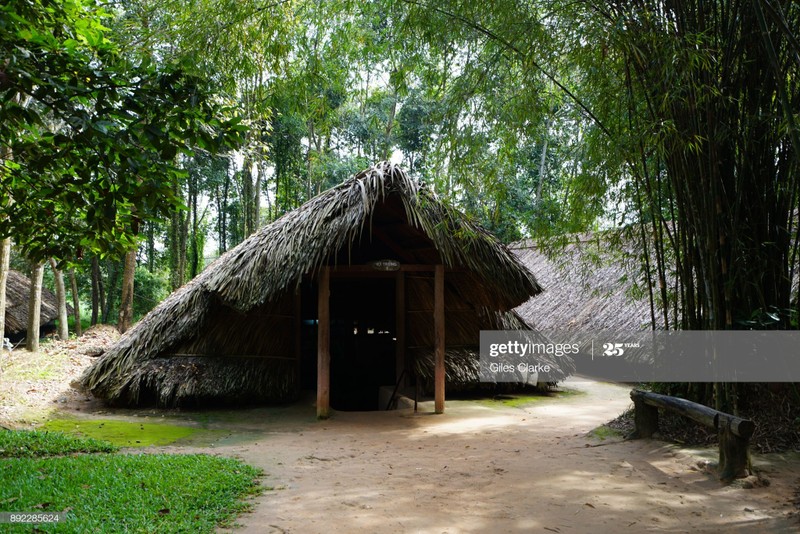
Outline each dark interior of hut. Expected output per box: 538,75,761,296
300,277,398,411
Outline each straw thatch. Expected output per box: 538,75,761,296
3,269,65,337
511,234,655,331
80,162,569,407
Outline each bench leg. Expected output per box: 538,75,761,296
718,424,751,481
628,397,659,439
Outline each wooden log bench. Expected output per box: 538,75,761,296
628,389,756,481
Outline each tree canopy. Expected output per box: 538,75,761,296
0,0,245,262
1,0,798,338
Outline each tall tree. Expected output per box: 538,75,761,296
48,258,69,340
0,238,10,343
90,257,101,326
118,249,137,333
68,268,82,336
26,262,44,352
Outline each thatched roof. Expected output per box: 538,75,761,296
512,234,655,331
80,162,566,407
4,270,63,335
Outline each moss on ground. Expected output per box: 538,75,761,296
588,424,625,441
479,388,586,409
42,418,204,447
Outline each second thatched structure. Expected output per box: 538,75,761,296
80,163,572,415
511,234,656,332
4,269,66,342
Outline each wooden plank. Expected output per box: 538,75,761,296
317,267,331,419
395,271,406,387
434,264,445,414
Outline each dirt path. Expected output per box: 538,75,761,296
4,342,797,533
145,379,798,533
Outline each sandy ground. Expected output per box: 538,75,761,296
162,379,797,534
2,337,799,533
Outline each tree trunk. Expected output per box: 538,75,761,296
48,258,69,340
102,260,119,324
26,262,44,352
146,222,156,273
383,91,398,160
69,268,82,336
536,115,550,201
254,162,263,230
90,256,101,325
169,176,186,290
117,249,136,333
0,238,10,343
190,173,198,278
179,204,189,281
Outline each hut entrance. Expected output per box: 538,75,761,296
301,277,397,411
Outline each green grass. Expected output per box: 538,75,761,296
0,430,117,458
588,425,624,441
42,418,201,447
479,388,586,409
0,430,264,533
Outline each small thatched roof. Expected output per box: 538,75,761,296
512,234,655,331
4,270,63,335
81,162,568,407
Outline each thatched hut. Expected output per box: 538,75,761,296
511,235,655,331
80,163,570,414
4,269,64,341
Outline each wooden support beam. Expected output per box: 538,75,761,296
434,264,445,414
395,271,406,387
317,267,331,419
294,289,302,399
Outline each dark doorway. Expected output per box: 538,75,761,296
329,277,396,410
300,276,397,411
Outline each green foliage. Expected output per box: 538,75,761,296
0,0,247,263
0,430,117,458
131,267,168,319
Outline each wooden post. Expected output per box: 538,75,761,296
629,395,659,439
718,417,751,481
294,289,302,399
317,267,331,419
434,264,445,414
395,271,406,387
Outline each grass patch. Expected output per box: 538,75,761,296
0,430,117,458
43,418,200,447
479,388,586,409
588,425,624,441
0,453,263,533
0,430,264,533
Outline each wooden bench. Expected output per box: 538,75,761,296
628,389,756,481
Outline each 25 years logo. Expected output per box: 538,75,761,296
602,343,625,356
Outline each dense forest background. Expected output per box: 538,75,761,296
2,1,799,408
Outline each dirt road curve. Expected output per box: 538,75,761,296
161,378,798,534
